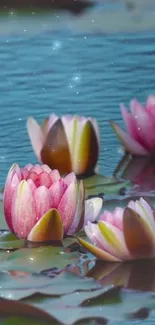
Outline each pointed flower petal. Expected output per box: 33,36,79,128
34,186,51,221
41,119,72,173
130,99,155,150
134,198,155,239
123,207,154,258
89,118,100,148
146,95,155,116
67,180,85,235
64,172,76,186
41,164,52,173
27,117,44,161
42,114,59,137
78,237,121,262
85,222,128,260
84,197,103,225
11,180,36,238
110,121,148,155
49,179,67,208
98,221,129,260
100,207,124,230
61,116,99,176
121,103,140,141
73,120,99,175
30,164,43,174
3,164,21,232
58,182,77,234
28,209,64,242
85,222,97,243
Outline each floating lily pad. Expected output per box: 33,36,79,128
21,287,155,324
0,317,57,325
0,271,102,300
0,246,81,273
62,236,77,247
0,251,11,262
83,174,132,198
0,232,24,250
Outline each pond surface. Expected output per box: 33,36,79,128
0,0,155,186
0,1,155,324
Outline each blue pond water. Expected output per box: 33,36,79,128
0,2,155,187
1,3,155,325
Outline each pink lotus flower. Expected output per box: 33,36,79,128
111,95,155,156
78,197,155,261
3,164,102,242
27,114,100,177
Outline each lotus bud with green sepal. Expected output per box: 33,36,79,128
3,163,103,242
27,114,100,177
78,197,155,261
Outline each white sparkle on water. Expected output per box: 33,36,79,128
52,41,62,51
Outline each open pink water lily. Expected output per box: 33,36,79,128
111,95,155,156
78,197,155,262
3,164,103,242
27,114,100,176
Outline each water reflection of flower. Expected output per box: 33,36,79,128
114,154,155,192
86,259,155,292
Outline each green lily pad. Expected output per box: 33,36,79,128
0,271,102,300
62,236,78,248
0,317,58,325
22,288,155,324
0,232,24,250
0,246,81,273
83,174,132,198
0,251,11,262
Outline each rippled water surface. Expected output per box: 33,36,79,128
0,1,155,186
1,2,155,325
